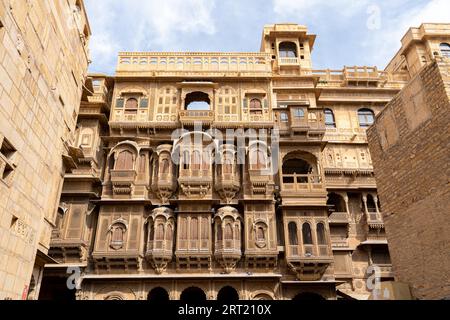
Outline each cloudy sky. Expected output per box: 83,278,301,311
85,0,450,74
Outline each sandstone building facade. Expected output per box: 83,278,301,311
38,22,448,301
368,24,450,300
0,0,91,300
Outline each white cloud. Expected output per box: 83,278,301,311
362,0,450,67
273,0,369,18
85,0,217,72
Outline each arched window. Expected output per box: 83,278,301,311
250,99,263,115
324,109,336,128
110,223,126,250
302,223,313,245
358,108,375,128
293,108,305,118
440,43,450,58
222,153,233,174
183,150,190,170
366,195,377,213
160,158,170,174
256,150,267,170
250,147,269,170
217,225,223,241
224,223,233,241
125,98,138,114
191,150,202,171
256,226,265,241
116,150,134,170
165,224,173,242
190,218,199,240
279,42,298,58
288,222,298,245
280,112,289,122
155,224,164,241
327,193,346,213
316,223,326,245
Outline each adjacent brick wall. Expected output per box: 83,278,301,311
368,59,450,300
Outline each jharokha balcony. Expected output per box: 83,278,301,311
279,155,328,206
275,107,326,141
285,219,333,280
110,169,137,194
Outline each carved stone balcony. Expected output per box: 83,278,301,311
330,236,349,249
116,52,272,77
280,174,327,206
366,211,385,229
248,169,274,197
110,169,137,195
279,57,299,66
371,264,394,278
153,173,177,204
175,239,212,270
286,244,333,280
49,238,89,264
215,173,240,203
92,251,141,271
145,240,174,274
214,240,242,273
178,169,213,198
328,212,351,225
343,66,384,85
179,110,215,126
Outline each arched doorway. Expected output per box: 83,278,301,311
185,92,210,111
282,158,314,184
148,287,170,302
217,286,239,303
292,292,326,301
180,287,207,303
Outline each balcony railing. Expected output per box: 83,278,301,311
279,57,299,65
282,174,324,192
313,68,409,87
179,169,212,179
176,239,210,253
331,236,349,248
110,169,137,183
370,264,394,278
179,110,215,125
328,212,350,224
287,244,332,260
146,240,173,258
367,211,384,228
117,52,272,75
214,240,241,256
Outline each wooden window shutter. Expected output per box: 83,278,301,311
66,206,83,239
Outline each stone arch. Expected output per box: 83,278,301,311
185,91,210,110
180,286,207,303
147,287,170,302
292,292,326,301
217,286,239,302
252,291,275,300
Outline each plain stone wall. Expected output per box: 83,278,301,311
368,59,450,300
0,0,90,299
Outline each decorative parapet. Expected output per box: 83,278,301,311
116,52,272,76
